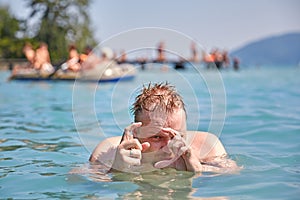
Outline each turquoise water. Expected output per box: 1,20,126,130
0,65,299,199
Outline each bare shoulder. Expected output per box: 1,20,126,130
89,136,122,162
185,131,227,158
94,136,122,148
185,131,220,143
104,136,122,145
186,131,240,172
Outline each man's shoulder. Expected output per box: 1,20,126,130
186,131,218,138
102,136,122,146
89,136,122,162
186,131,221,145
94,136,122,151
186,130,226,157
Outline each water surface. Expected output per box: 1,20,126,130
0,65,299,199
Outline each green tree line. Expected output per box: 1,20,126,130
0,0,97,64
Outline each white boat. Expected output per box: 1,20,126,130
9,62,137,83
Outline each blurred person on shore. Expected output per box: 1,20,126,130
34,42,54,73
61,45,81,72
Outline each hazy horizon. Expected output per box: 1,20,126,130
1,0,300,52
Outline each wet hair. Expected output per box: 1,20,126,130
69,44,77,51
131,82,186,121
39,42,48,48
24,42,33,48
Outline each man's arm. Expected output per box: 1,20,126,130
201,132,227,158
89,136,121,162
191,131,240,172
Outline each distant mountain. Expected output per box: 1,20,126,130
230,32,300,66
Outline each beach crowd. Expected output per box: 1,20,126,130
16,40,240,75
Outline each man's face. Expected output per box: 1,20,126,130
134,108,187,154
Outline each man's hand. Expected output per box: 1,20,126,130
111,122,150,172
154,127,202,172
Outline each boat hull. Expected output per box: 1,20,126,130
9,63,136,83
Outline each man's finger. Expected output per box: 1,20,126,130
124,157,141,166
161,127,182,139
127,148,142,159
122,139,143,150
141,142,150,153
121,122,142,142
154,157,178,169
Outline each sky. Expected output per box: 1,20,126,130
1,0,300,57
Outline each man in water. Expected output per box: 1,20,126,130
89,83,239,173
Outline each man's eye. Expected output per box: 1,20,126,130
151,136,161,140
